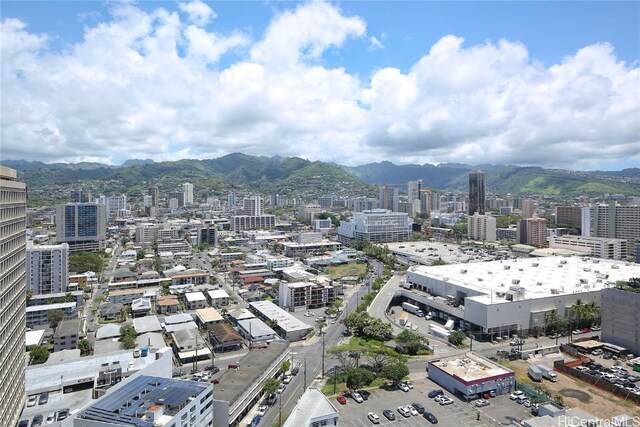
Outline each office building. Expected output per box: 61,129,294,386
407,179,422,203
0,166,27,427
337,209,412,245
168,190,185,208
601,285,640,355
70,189,91,203
243,196,263,216
522,199,535,220
378,184,399,212
583,202,640,241
75,375,214,427
298,203,322,222
148,186,159,208
26,243,69,294
56,202,107,252
419,189,433,217
555,206,582,228
468,170,485,215
283,388,339,427
183,182,194,206
404,257,640,336
549,235,628,260
517,216,548,247
350,197,378,213
467,213,497,242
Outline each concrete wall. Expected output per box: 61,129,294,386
601,288,640,354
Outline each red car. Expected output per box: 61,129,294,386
482,393,491,399
337,396,347,405
581,327,591,333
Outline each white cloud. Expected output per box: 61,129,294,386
0,2,638,169
178,0,216,26
368,32,386,50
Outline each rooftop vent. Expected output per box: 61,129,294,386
532,263,539,267
583,268,591,272
536,282,543,286
460,269,467,274
504,265,511,270
512,279,520,285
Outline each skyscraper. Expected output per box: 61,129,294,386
27,243,69,294
522,199,535,219
243,196,264,216
468,170,485,215
56,203,107,252
183,182,194,206
0,166,27,427
148,185,159,208
378,184,399,212
70,189,91,203
227,191,236,212
407,179,422,203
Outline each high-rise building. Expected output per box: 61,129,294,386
468,170,485,215
243,196,264,216
148,186,159,208
468,213,497,242
317,196,334,209
227,191,236,212
143,195,153,209
95,194,127,216
0,166,27,427
350,197,378,213
555,206,582,228
56,203,107,252
183,182,194,206
27,243,69,294
521,199,535,220
419,189,432,217
517,216,548,246
407,179,422,203
337,209,412,245
168,190,185,208
70,189,91,203
378,184,399,212
582,202,640,241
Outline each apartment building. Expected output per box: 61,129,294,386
549,235,628,260
26,243,69,294
337,209,412,245
279,281,336,311
55,202,107,252
517,216,548,247
583,202,640,241
555,206,582,228
53,318,81,352
467,213,497,242
231,215,276,232
468,170,485,215
0,166,27,427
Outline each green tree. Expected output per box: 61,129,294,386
345,368,375,391
136,248,146,260
365,346,405,374
29,346,50,365
396,330,427,355
382,362,410,385
262,378,280,396
120,325,137,349
78,339,92,356
151,240,159,254
280,360,291,375
161,282,170,296
209,275,218,285
62,292,75,303
95,295,105,304
448,330,466,347
26,290,33,302
48,309,66,328
362,318,393,342
69,252,104,274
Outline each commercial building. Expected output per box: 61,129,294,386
237,318,278,342
26,243,69,294
26,302,77,328
583,202,640,241
337,209,412,245
0,166,27,427
55,202,107,252
467,213,496,242
183,182,194,206
278,281,336,311
282,239,341,258
75,375,214,427
404,257,640,336
517,216,548,247
468,170,485,215
601,285,640,355
555,206,582,228
283,388,339,427
249,301,312,341
428,353,515,398
53,318,81,352
549,235,628,260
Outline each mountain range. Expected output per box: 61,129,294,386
3,154,639,204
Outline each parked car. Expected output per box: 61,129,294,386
523,399,532,407
205,364,220,373
398,383,410,392
27,396,37,407
428,389,444,398
405,381,414,389
31,415,43,427
397,406,411,418
581,327,591,334
423,412,438,424
291,367,299,376
38,392,49,405
475,399,490,407
591,349,603,356
603,352,613,359
352,392,364,403
438,396,454,405
337,396,347,405
382,409,395,421
256,405,268,417
510,390,525,400
367,413,380,424
358,390,371,400
276,384,286,394
408,406,419,416
57,406,69,418
572,329,582,335
411,403,425,413
282,375,292,384
44,413,55,425
590,326,601,331
18,420,29,427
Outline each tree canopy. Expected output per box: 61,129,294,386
262,378,280,396
120,325,137,349
382,362,409,384
396,330,427,355
448,330,466,347
69,252,104,274
345,368,375,391
78,339,92,356
345,311,393,341
30,346,50,365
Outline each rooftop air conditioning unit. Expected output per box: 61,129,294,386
560,260,567,265
583,268,591,272
532,263,539,267
460,269,467,274
512,279,520,285
504,265,511,270
611,265,619,269
536,282,543,286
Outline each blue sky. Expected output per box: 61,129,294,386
1,1,639,169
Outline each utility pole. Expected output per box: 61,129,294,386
278,390,282,427
321,328,326,378
303,358,307,390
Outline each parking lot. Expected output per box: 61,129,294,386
334,378,491,427
20,389,93,426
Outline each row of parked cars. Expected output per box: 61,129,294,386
18,408,69,427
575,362,640,395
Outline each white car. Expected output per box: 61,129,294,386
367,412,380,424
475,399,490,407
405,381,414,389
352,392,364,403
277,384,286,394
510,390,524,400
398,383,410,392
397,406,411,418
282,375,292,384
439,397,454,405
256,405,268,417
27,396,37,407
408,406,419,416
45,413,56,425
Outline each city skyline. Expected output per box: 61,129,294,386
1,1,638,170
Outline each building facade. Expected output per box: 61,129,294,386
468,170,485,215
467,213,497,242
183,182,194,206
378,184,399,212
231,215,276,232
337,209,412,245
548,235,628,260
601,287,640,355
517,217,548,247
56,202,107,252
26,243,69,294
0,166,27,427
583,202,640,241
555,206,582,228
279,282,336,311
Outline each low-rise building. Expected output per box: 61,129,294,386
109,288,157,306
249,301,312,341
237,318,277,343
283,387,339,427
207,289,230,307
157,295,179,315
99,302,125,321
549,235,628,260
278,281,335,311
53,318,81,352
26,302,77,328
131,298,152,317
184,292,208,310
195,307,224,330
133,315,163,334
209,323,243,353
172,329,211,362
601,284,640,355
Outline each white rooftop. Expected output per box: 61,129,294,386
163,313,194,324
283,388,338,427
26,302,76,312
249,301,311,333
207,289,230,299
409,256,640,303
184,291,207,302
26,330,45,347
96,324,122,340
133,315,162,334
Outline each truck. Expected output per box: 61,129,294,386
402,302,424,317
537,365,558,382
528,365,543,382
399,312,409,326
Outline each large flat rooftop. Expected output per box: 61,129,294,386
387,241,510,265
249,301,311,333
409,256,640,302
431,352,512,383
